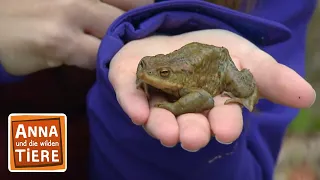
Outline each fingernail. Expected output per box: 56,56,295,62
180,143,199,152
46,60,62,67
130,117,142,126
160,141,175,148
309,90,316,108
215,136,233,145
132,120,139,125
142,125,156,139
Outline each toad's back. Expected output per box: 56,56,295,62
163,42,232,96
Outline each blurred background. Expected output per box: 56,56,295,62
274,1,320,179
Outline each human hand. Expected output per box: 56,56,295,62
0,0,152,76
109,29,316,152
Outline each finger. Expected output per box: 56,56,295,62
64,34,99,69
115,84,150,125
208,96,243,144
177,113,211,152
66,34,101,69
109,64,150,125
144,107,179,147
101,0,154,11
80,1,124,39
243,50,316,108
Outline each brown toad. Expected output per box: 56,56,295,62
136,42,259,116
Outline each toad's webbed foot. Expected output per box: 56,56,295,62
221,88,258,112
155,88,214,116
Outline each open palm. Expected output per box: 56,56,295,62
108,29,316,152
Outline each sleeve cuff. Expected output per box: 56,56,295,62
0,64,24,84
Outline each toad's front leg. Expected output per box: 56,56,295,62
155,88,214,116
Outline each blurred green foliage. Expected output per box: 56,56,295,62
287,109,320,134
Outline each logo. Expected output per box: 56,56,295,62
8,113,67,172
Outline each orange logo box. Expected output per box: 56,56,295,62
8,113,67,172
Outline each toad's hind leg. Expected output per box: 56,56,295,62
223,68,259,112
222,88,258,112
155,88,214,116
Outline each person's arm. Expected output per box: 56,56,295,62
87,1,315,179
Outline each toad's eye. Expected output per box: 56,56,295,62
159,69,170,77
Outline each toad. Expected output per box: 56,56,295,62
136,42,259,116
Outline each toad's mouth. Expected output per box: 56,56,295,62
137,73,182,90
136,73,182,98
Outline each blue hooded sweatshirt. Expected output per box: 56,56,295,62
85,0,316,180
0,0,316,180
